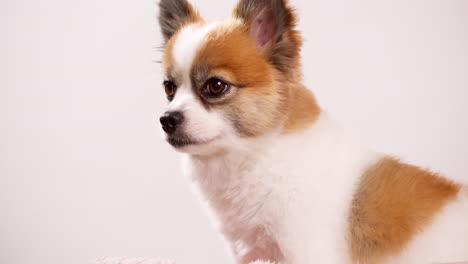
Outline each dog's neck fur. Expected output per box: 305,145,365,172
183,110,379,263
281,83,321,134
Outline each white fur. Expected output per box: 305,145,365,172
179,112,468,264
172,22,219,74
183,113,382,264
165,85,227,154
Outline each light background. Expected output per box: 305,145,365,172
2,0,467,263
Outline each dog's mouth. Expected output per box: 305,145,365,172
167,136,198,148
167,135,218,148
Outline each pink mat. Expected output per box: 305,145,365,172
90,258,275,264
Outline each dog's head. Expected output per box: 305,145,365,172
158,0,306,156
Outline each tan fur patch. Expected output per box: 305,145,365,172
281,84,320,133
189,21,320,136
196,22,274,88
161,32,176,71
191,22,281,136
348,157,461,264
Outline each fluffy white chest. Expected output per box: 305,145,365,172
183,114,380,263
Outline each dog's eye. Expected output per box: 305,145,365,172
163,80,177,100
204,78,229,97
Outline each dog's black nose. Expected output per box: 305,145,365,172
160,111,184,135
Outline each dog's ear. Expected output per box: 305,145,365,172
233,0,302,74
158,0,201,43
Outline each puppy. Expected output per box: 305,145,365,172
157,0,468,263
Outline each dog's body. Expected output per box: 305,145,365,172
157,1,468,263
186,113,468,264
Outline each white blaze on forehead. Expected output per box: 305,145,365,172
168,22,220,113
172,22,220,75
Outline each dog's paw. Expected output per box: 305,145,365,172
89,257,180,264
